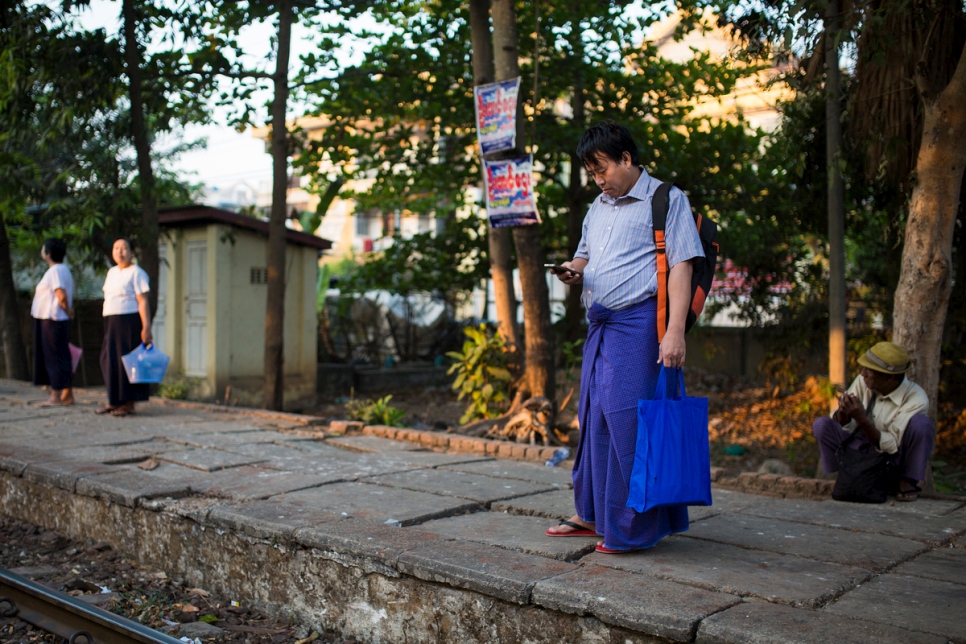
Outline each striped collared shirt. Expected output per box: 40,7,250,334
574,168,704,311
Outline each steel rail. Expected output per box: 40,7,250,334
0,567,184,644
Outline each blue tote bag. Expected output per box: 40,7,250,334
121,343,170,384
626,367,712,512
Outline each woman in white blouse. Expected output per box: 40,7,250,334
31,238,75,406
97,238,153,417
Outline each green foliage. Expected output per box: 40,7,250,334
336,216,487,307
199,614,219,624
0,2,203,268
300,1,776,335
932,460,966,496
561,338,584,382
345,395,407,427
158,376,191,401
446,324,511,424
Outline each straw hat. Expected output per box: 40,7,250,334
857,342,911,374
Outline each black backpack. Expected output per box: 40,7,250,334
651,182,719,342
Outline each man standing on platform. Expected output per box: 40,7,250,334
545,120,704,553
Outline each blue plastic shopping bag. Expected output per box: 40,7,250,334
121,343,170,384
626,367,712,512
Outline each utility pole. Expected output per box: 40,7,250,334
825,0,847,394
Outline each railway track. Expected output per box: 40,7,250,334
0,567,183,644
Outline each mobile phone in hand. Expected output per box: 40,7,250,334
544,264,583,277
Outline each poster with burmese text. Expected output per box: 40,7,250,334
474,77,520,155
484,156,539,228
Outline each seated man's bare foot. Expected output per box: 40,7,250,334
896,477,921,502
546,515,595,536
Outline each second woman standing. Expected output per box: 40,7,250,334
98,238,153,417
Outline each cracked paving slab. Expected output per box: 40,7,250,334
696,600,947,644
162,430,292,449
196,465,341,500
273,481,481,526
324,435,428,453
823,573,966,641
396,538,579,604
419,511,598,560
207,500,341,540
491,488,578,520
77,465,200,507
890,546,966,585
362,468,557,505
532,564,742,642
739,496,966,543
685,513,929,570
438,459,574,489
153,447,268,472
584,534,872,607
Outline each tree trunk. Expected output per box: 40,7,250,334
892,44,966,419
491,0,555,401
825,0,847,392
564,8,586,344
0,215,29,380
263,0,292,411
469,0,519,356
122,0,159,317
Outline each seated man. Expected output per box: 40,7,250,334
812,342,933,501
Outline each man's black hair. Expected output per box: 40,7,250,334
43,238,67,263
576,120,640,168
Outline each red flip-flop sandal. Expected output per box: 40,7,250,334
546,520,597,537
595,543,639,554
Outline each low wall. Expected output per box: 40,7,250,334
0,472,659,644
0,297,105,387
318,363,451,399
685,327,770,379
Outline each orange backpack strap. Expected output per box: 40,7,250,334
651,182,673,343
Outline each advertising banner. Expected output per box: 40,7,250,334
484,156,539,228
474,77,520,155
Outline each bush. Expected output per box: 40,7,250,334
158,375,191,400
446,324,511,425
345,395,407,427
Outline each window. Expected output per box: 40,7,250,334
355,214,370,237
250,267,268,285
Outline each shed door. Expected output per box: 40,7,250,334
184,241,207,377
153,244,167,355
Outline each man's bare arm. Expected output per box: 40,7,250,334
658,260,692,368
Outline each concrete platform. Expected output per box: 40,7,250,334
0,380,963,643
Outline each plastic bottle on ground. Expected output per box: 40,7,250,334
545,447,570,467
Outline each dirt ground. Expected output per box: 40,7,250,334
0,516,349,644
313,370,966,495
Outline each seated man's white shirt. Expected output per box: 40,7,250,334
831,375,929,454
102,265,150,316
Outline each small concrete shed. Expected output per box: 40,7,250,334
157,205,331,408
